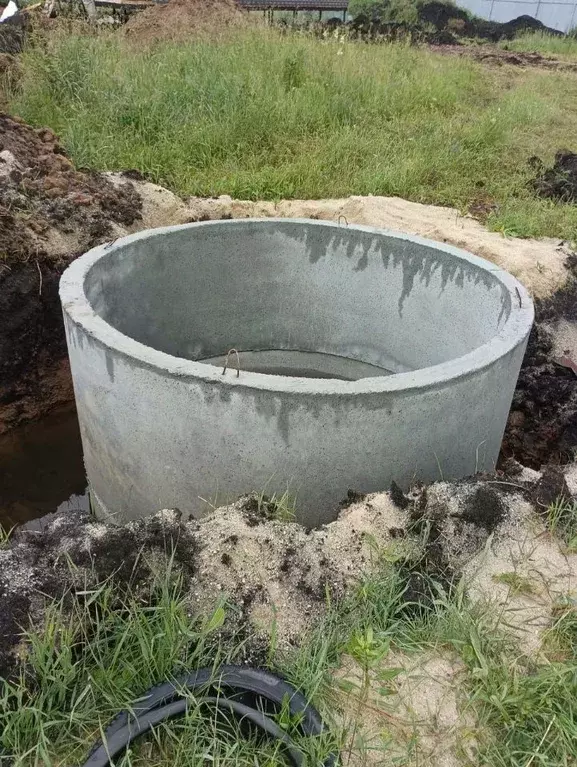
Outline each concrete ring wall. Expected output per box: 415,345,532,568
60,219,534,526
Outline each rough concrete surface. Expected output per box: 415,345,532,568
60,219,532,525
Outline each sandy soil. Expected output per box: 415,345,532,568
335,651,475,767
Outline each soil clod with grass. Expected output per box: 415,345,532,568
532,149,577,203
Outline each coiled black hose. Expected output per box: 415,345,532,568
83,664,337,767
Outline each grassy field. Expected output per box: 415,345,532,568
9,27,577,240
500,31,577,58
2,537,577,766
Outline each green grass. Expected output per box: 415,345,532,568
500,31,577,58
471,654,577,766
492,571,536,595
547,497,577,552
0,564,337,766
10,27,577,239
2,540,577,765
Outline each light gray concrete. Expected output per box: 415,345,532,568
60,219,533,526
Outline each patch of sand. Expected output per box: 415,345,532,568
189,492,409,650
111,178,570,298
463,493,577,655
334,651,475,767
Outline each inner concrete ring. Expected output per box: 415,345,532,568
60,219,534,526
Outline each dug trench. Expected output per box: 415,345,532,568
2,112,577,526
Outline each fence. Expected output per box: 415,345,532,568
456,0,577,32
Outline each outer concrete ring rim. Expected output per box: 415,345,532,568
59,218,535,396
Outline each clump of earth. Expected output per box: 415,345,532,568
531,150,577,203
0,113,143,433
1,466,575,682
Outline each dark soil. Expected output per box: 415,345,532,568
0,113,142,433
501,254,577,469
458,485,505,532
339,489,367,509
389,480,409,510
0,259,75,433
0,13,28,55
240,493,286,525
0,509,198,680
436,44,577,71
531,151,577,203
531,465,571,509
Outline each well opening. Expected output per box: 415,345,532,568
83,220,512,381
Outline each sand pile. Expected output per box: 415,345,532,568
3,466,576,681
123,0,245,45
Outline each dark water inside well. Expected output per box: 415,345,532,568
0,404,87,531
202,349,392,380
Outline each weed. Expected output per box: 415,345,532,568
500,31,577,58
472,656,577,766
492,571,536,595
545,596,577,661
254,487,297,523
547,496,577,551
0,524,14,547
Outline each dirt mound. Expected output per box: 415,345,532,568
0,494,409,678
419,6,561,41
2,468,576,682
348,6,561,44
123,0,245,44
0,113,142,434
532,151,577,203
0,114,141,262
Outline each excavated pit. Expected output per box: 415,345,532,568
60,219,533,526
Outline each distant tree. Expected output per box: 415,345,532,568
348,0,388,20
348,0,421,24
